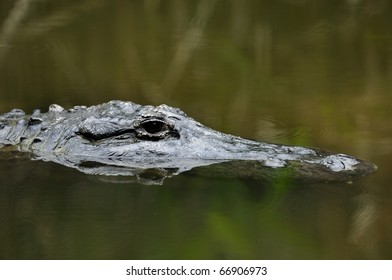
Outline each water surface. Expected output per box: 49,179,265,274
0,0,391,259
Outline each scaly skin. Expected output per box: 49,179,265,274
0,100,376,184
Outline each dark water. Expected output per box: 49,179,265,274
0,0,391,259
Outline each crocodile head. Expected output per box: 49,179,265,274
9,100,376,183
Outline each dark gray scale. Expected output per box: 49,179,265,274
28,116,43,126
0,100,377,184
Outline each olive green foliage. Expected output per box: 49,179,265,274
0,0,391,259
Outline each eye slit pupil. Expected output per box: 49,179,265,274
142,121,165,134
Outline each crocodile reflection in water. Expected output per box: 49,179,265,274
0,100,376,185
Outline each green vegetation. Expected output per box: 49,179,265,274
0,0,391,259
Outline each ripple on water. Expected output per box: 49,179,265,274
255,115,340,144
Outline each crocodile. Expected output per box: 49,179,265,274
0,100,376,184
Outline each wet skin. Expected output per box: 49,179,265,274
0,101,377,184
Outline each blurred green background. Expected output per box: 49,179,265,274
0,0,391,259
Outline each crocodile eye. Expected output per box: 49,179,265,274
135,118,180,141
141,120,166,134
